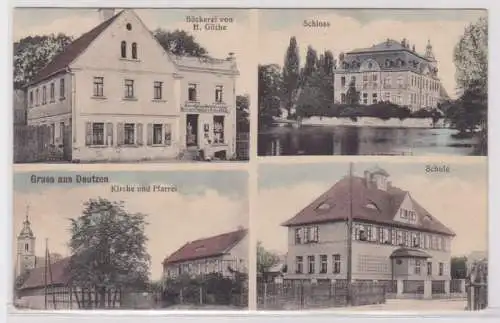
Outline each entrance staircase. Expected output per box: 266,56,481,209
177,147,200,161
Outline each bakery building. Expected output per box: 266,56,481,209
25,9,239,162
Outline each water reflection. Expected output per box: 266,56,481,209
258,126,479,156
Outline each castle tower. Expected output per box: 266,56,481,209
425,39,437,68
16,207,36,277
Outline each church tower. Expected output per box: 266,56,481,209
16,207,36,277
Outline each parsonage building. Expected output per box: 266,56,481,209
334,39,448,111
25,9,239,162
282,166,455,294
163,228,248,279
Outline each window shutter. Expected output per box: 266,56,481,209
147,123,153,146
136,123,143,145
106,122,113,146
85,122,92,146
164,124,172,146
117,123,124,146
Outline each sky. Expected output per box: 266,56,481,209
12,8,254,96
13,170,249,280
259,9,487,99
257,159,488,258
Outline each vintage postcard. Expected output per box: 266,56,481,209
12,169,249,310
13,8,251,163
258,9,487,156
256,160,488,311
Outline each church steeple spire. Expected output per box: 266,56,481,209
19,205,34,238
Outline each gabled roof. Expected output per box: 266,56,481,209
28,9,238,86
281,176,455,236
29,11,124,85
20,257,71,290
163,229,247,265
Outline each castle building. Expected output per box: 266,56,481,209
281,166,455,296
334,39,445,112
25,9,239,162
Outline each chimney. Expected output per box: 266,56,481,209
98,8,115,22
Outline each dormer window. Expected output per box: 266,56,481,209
365,202,379,211
121,41,127,58
317,203,331,211
132,43,138,59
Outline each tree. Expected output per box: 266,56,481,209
449,16,487,154
345,79,360,106
446,79,487,134
153,29,208,57
302,45,318,81
68,198,150,308
322,50,336,76
296,71,332,118
454,16,488,96
13,33,73,88
256,241,280,282
451,256,468,279
236,95,250,133
282,37,300,118
258,64,283,128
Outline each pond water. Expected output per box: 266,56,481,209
258,126,480,156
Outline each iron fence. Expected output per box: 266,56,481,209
257,280,385,310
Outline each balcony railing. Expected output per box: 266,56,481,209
182,101,229,113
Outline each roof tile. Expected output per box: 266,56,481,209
20,257,71,290
30,11,123,85
163,229,247,265
281,176,455,236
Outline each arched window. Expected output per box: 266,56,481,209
132,42,137,59
121,41,127,58
25,243,29,252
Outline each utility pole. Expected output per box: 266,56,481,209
347,163,354,305
44,238,48,309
